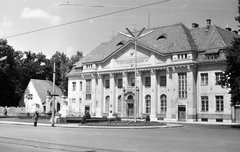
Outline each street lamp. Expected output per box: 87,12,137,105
118,28,153,121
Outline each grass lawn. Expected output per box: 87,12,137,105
0,116,166,126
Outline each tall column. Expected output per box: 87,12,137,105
150,69,157,118
109,73,115,116
97,74,103,116
91,74,96,116
136,71,142,117
165,67,172,120
122,72,127,117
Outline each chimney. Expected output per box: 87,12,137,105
226,27,232,31
206,19,211,27
192,23,199,29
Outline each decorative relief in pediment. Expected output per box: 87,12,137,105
114,48,150,67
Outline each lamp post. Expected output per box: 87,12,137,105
118,28,153,121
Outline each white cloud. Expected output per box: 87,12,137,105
21,7,61,25
1,16,14,26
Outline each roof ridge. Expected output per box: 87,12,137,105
213,25,227,47
180,23,197,51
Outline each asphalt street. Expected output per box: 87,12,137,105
0,123,239,152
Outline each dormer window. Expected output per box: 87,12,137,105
206,53,219,60
178,54,187,59
86,64,93,69
116,40,126,46
157,34,166,40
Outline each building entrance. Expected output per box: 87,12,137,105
178,105,186,121
127,103,134,117
85,106,90,115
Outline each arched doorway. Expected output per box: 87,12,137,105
126,94,134,117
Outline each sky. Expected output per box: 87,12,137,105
0,0,239,58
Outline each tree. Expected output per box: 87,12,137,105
219,37,240,106
219,1,240,106
0,39,21,106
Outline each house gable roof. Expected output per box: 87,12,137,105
30,79,63,103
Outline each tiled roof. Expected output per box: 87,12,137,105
72,23,238,70
31,79,63,103
80,23,197,65
190,25,237,52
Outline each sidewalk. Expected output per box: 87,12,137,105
158,120,240,126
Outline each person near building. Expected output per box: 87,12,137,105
33,111,39,127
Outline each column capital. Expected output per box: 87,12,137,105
122,71,127,77
150,69,156,75
90,73,97,79
136,70,141,76
97,73,102,79
172,66,176,73
110,73,114,78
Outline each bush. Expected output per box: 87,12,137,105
114,117,121,121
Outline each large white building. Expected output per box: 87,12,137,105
67,20,240,122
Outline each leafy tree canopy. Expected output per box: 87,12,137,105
0,39,83,106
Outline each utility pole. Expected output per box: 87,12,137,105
51,61,56,127
118,28,153,121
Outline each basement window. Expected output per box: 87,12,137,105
216,118,223,122
201,118,208,122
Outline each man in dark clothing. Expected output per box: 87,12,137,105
33,111,39,127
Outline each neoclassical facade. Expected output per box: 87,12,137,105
67,20,239,122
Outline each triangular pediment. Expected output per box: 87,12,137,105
101,42,167,69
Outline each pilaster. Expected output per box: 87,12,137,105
97,74,103,116
91,73,96,116
150,69,157,118
109,73,115,115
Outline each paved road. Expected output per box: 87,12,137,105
0,123,239,152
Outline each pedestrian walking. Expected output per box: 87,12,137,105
4,106,7,116
33,111,39,127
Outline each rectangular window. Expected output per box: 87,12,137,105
86,79,92,100
201,73,208,86
131,78,135,86
215,72,223,85
105,79,110,89
118,79,123,88
146,100,151,113
80,81,82,91
216,96,224,112
160,76,166,87
178,73,187,98
71,98,76,111
145,77,151,87
118,98,121,113
72,82,76,91
201,96,209,112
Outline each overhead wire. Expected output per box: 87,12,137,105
1,0,170,39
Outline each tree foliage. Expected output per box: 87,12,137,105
0,39,82,106
219,37,240,105
220,1,240,106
